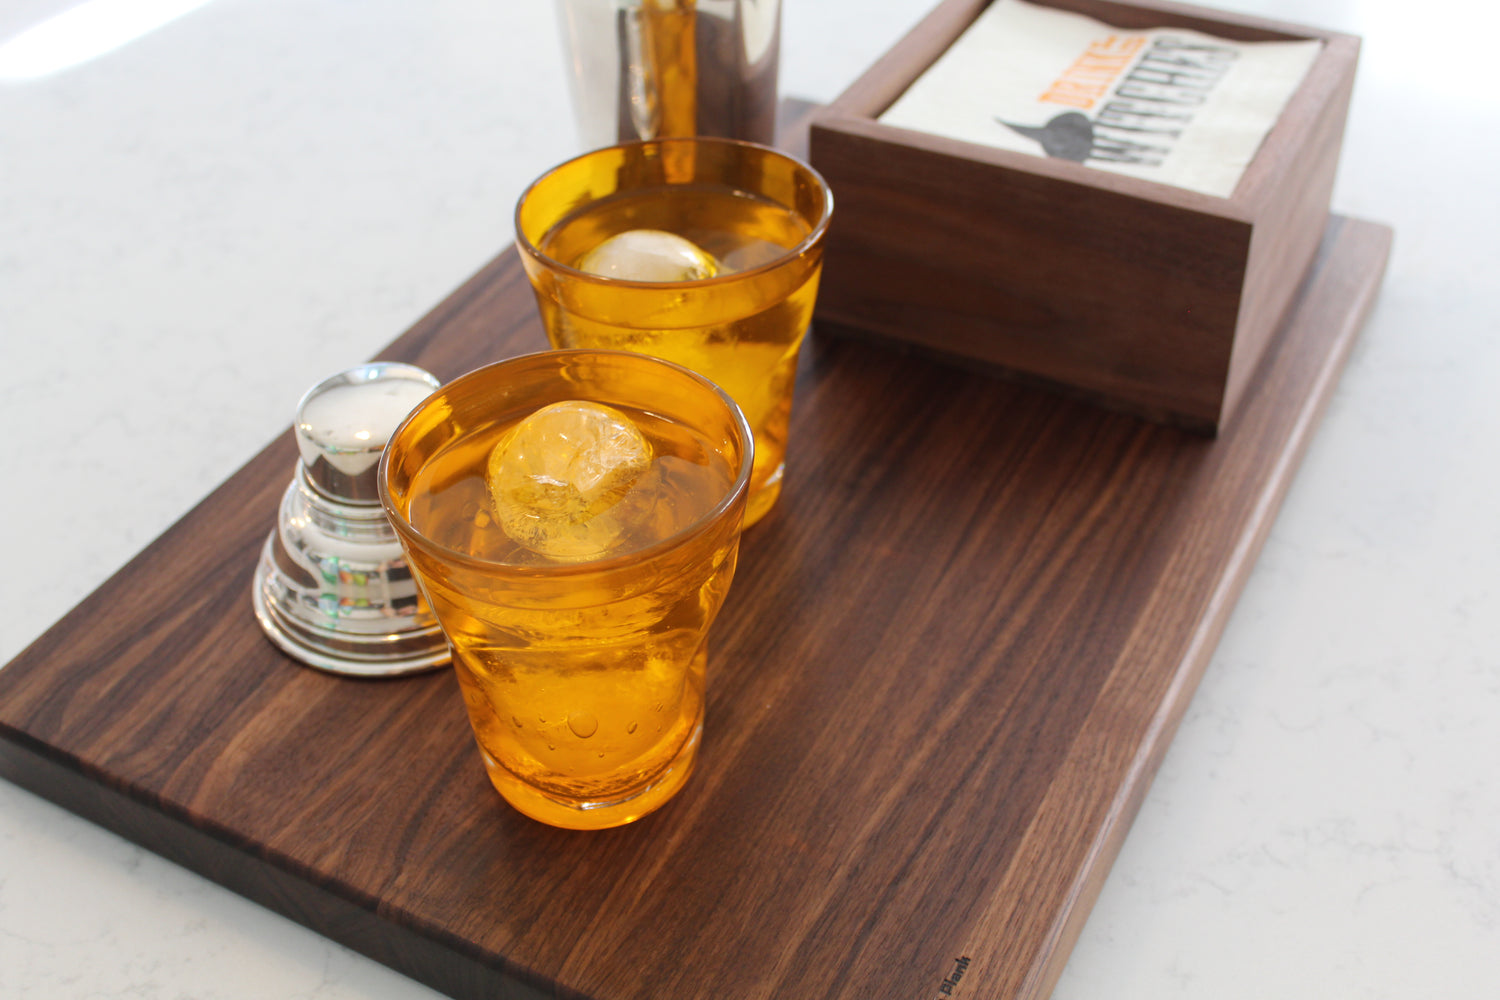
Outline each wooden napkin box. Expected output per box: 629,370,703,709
807,0,1359,432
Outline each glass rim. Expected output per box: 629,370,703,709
513,136,834,290
377,349,756,576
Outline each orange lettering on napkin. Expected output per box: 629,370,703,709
1039,34,1146,109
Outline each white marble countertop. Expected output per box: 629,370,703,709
2,0,1496,997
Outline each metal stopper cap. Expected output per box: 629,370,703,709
252,362,449,677
294,363,441,504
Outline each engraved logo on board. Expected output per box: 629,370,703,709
933,955,972,998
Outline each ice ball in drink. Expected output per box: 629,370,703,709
485,400,658,562
576,229,720,281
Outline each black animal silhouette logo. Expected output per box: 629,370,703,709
1000,110,1166,166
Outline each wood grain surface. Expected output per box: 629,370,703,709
0,205,1389,999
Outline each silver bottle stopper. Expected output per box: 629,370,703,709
252,362,448,676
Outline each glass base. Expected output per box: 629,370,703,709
481,726,701,831
743,461,784,527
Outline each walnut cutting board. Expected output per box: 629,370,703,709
0,200,1389,997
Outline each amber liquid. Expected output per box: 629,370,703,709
537,184,817,525
405,403,737,829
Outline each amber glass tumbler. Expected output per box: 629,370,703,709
380,350,752,829
515,138,832,526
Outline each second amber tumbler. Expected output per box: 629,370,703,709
515,137,832,526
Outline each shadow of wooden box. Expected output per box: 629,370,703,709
807,0,1359,433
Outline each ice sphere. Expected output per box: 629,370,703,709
576,229,719,281
486,401,655,562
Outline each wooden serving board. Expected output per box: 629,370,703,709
0,209,1389,999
